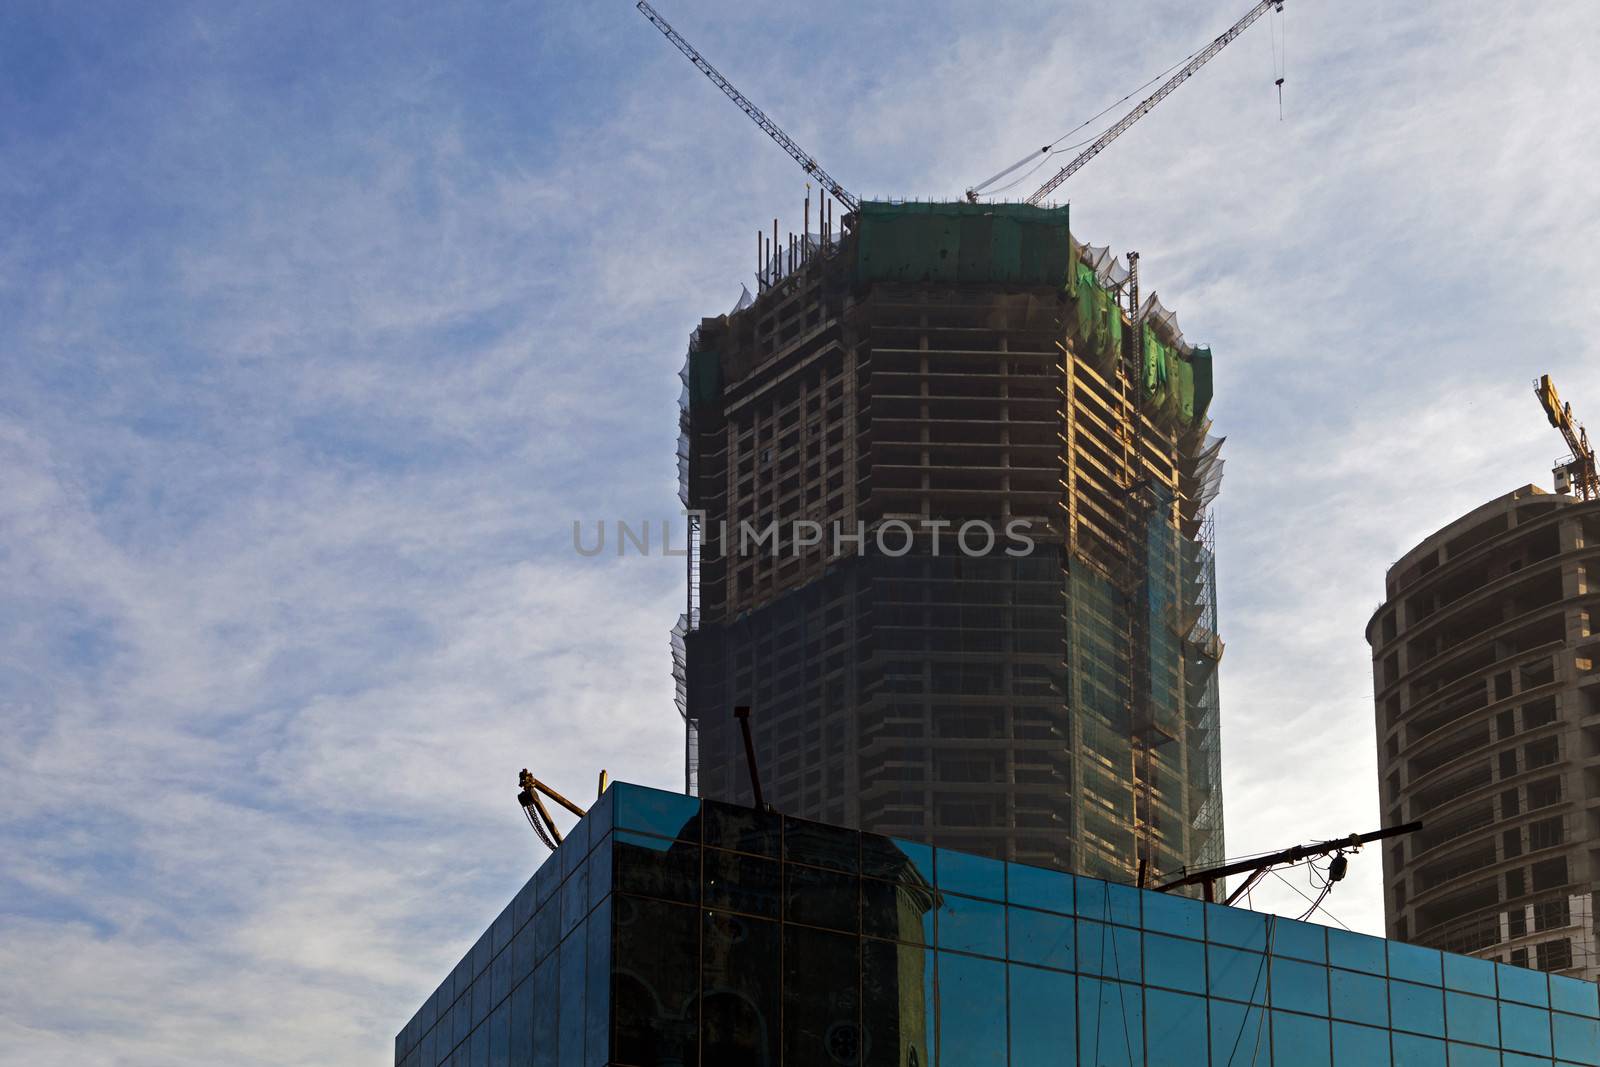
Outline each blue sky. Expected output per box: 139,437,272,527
3,1,1598,1062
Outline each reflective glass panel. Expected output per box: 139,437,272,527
1076,877,1142,928
488,1000,509,1067
1271,1009,1331,1067
612,831,699,905
863,836,935,885
1328,928,1388,976
559,816,589,881
472,1026,488,1067
1141,890,1204,941
1009,963,1074,1067
1143,931,1205,995
1499,1000,1553,1057
1148,988,1211,1067
703,848,780,918
1444,1041,1498,1067
1270,956,1330,1016
861,939,933,1067
1273,917,1328,964
509,979,532,1066
700,799,781,856
1332,1020,1391,1066
701,912,779,1067
1444,990,1498,1047
1391,1032,1445,1067
512,918,535,987
1330,967,1389,1027
1501,1053,1550,1067
1208,943,1268,1005
1007,861,1073,915
1206,903,1269,951
1442,951,1496,997
1553,1010,1600,1066
610,896,698,1067
557,921,585,1067
532,952,557,1067
937,952,1008,1066
1210,997,1270,1067
1390,979,1445,1038
513,876,538,933
586,781,613,835
937,893,1005,958
493,904,515,956
584,898,609,1067
1078,977,1143,1067
861,877,935,945
560,863,588,939
1497,962,1550,1007
586,833,611,912
492,942,513,1006
783,925,860,1066
1008,906,1074,972
1389,941,1443,987
1077,919,1143,983
783,816,859,872
611,784,700,841
784,863,858,933
936,848,1006,902
1552,974,1600,1018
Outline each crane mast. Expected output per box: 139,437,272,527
1536,375,1599,500
1021,0,1284,206
635,2,860,213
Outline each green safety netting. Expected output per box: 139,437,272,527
855,201,1072,285
688,347,721,411
1190,346,1214,421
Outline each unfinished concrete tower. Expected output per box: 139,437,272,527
1368,486,1600,978
672,200,1225,884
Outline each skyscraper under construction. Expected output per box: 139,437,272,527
673,199,1226,885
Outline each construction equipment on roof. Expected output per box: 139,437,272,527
968,0,1286,204
634,1,859,214
1535,374,1599,500
518,769,608,852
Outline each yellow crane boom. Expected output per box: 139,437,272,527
1536,374,1599,500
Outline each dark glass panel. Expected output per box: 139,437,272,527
560,863,589,940
1076,919,1142,983
861,939,934,1067
1393,1031,1447,1067
783,925,860,1067
557,922,586,1067
937,952,1007,1066
1496,962,1550,1007
1207,943,1268,1005
587,783,614,836
701,911,780,1067
1442,952,1496,996
585,897,610,1067
494,903,515,956
1499,1000,1553,1057
453,985,470,1045
474,973,492,1027
586,832,612,911
1149,988,1212,1067
1330,966,1388,1027
1327,928,1387,976
475,930,494,976
531,947,558,1067
1009,963,1075,1067
421,1028,437,1067
613,831,700,905
1444,990,1498,1047
512,922,535,988
1075,878,1141,928
1444,1041,1496,1066
1006,862,1073,916
936,848,1006,902
704,848,781,918
535,855,560,908
1331,1020,1391,1066
534,895,561,966
472,1026,488,1067
1270,1009,1331,1067
560,813,590,882
1389,941,1443,987
612,784,700,841
784,816,860,872
1554,1010,1600,1065
1205,902,1269,951
509,980,532,1067
1143,931,1204,994
1552,973,1600,1018
1210,998,1269,1067
1390,979,1444,1038
489,1000,510,1067
862,833,935,884
1272,917,1328,963
1007,906,1074,972
862,877,936,946
1077,977,1143,1067
936,893,1005,958
493,942,513,1009
611,895,699,1067
702,798,782,856
785,863,859,933
1140,889,1203,941
1270,956,1330,1016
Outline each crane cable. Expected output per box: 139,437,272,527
968,45,1206,199
1270,4,1287,119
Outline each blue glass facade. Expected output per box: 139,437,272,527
397,782,1600,1067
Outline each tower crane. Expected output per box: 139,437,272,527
1535,375,1599,500
967,0,1286,205
634,1,860,214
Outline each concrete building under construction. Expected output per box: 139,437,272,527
671,200,1226,886
1368,486,1600,979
